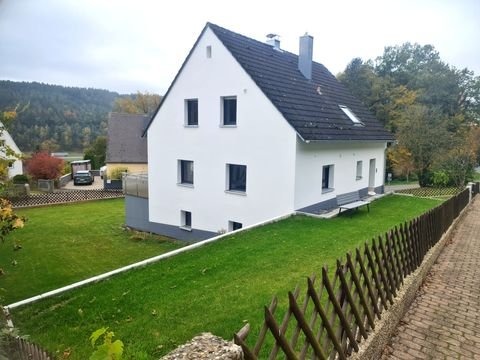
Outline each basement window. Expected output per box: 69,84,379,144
229,221,243,231
180,210,192,230
339,105,363,126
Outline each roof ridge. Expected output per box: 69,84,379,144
207,22,330,71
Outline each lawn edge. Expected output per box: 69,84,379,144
5,212,293,311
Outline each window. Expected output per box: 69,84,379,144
339,105,363,126
185,99,198,126
7,160,14,169
222,96,237,126
178,160,194,185
206,45,212,58
229,221,243,231
322,164,334,191
356,161,363,180
180,210,192,230
227,164,247,193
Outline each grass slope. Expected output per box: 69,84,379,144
0,199,182,304
11,195,440,359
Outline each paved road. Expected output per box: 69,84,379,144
382,196,480,359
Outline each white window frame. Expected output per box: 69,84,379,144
184,99,198,127
225,163,247,195
322,164,334,193
339,105,363,126
228,221,243,232
180,210,192,231
206,45,212,58
356,160,363,180
221,96,237,127
177,159,194,187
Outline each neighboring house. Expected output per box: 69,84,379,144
131,22,394,241
106,112,149,177
0,122,23,178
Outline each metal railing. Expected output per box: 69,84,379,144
124,173,148,198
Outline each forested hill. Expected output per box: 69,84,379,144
0,80,121,152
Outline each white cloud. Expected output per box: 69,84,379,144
0,0,478,93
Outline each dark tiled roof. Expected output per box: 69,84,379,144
208,23,394,141
107,113,148,163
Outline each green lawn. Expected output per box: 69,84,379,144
0,199,182,304
10,195,440,359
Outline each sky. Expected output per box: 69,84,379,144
0,0,479,94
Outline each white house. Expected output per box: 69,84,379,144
0,122,23,178
128,23,394,241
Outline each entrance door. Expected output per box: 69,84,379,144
369,159,376,191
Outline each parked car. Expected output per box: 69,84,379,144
73,170,94,185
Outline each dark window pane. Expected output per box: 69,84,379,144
322,166,330,189
181,160,194,184
232,221,242,230
229,164,246,192
187,100,198,125
184,211,191,227
223,98,237,125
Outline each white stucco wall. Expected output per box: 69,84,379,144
148,27,298,233
0,125,23,178
294,139,387,210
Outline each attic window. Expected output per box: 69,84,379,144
339,105,363,126
206,46,212,58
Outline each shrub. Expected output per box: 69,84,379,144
109,167,128,180
12,174,29,184
432,171,450,188
26,152,64,180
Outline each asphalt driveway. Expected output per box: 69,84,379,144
62,175,104,190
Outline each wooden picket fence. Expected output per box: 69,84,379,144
8,189,124,208
234,188,471,359
2,336,53,360
395,186,464,198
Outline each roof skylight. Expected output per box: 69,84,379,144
339,105,363,126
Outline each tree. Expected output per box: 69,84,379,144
25,152,64,180
338,58,418,131
434,128,479,187
0,109,22,189
375,43,480,120
396,105,451,186
387,145,415,181
113,91,162,114
0,80,118,152
339,42,480,187
337,58,376,104
84,136,107,169
0,109,26,258
39,139,60,153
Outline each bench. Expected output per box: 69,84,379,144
337,191,370,215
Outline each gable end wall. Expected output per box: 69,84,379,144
147,27,297,234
